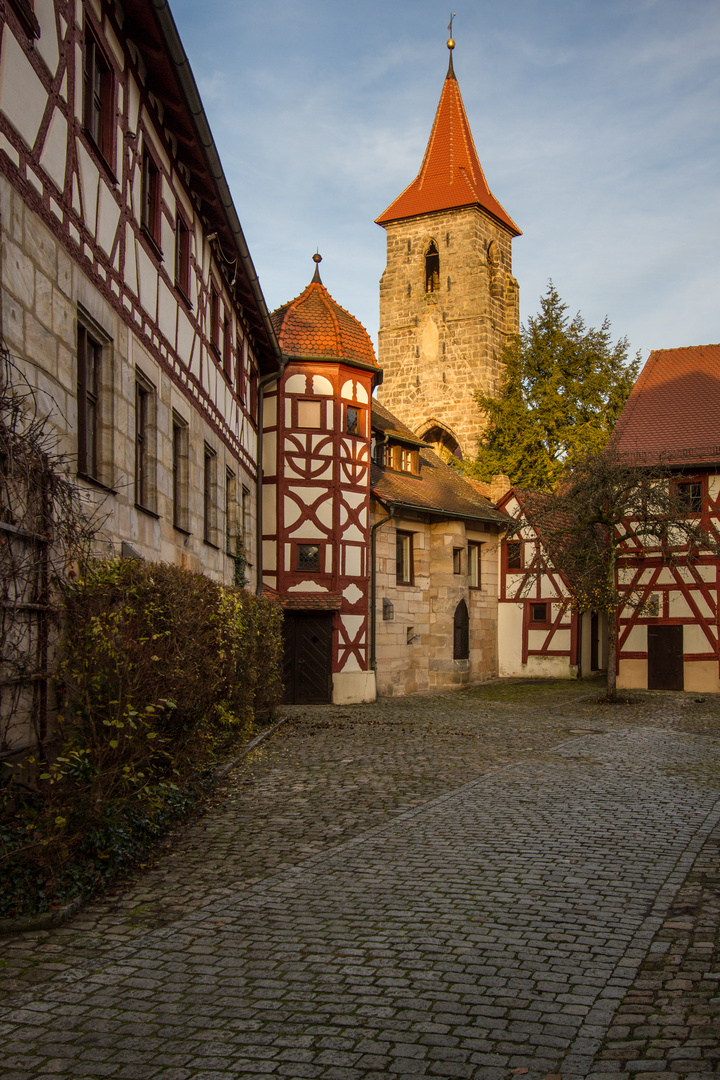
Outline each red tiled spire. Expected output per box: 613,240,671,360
271,256,378,367
376,47,521,235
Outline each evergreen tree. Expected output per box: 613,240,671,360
468,283,640,490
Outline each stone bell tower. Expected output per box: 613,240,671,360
375,38,521,460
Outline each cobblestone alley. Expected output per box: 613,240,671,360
2,680,720,1080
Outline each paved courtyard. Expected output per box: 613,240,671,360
2,680,720,1079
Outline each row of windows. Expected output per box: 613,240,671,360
77,317,250,558
396,533,483,588
291,398,365,436
81,22,255,407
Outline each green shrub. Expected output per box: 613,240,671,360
0,559,283,916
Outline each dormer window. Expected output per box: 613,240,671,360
425,241,440,293
389,445,417,474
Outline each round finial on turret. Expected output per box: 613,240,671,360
312,251,322,283
447,37,455,49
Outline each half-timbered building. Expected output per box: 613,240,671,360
496,487,606,679
0,0,280,583
0,0,281,752
264,256,380,706
612,345,720,692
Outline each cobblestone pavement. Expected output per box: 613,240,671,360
2,680,720,1079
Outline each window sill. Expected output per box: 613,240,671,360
175,283,193,311
173,524,191,537
140,226,163,263
77,471,117,495
203,539,219,550
135,503,160,520
82,131,118,187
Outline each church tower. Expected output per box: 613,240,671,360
375,39,521,460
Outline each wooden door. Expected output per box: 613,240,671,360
283,613,333,704
647,625,684,690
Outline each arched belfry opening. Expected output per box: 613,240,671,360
425,241,440,293
418,418,462,461
453,600,469,660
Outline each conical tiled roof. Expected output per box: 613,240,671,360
271,259,378,367
376,53,521,236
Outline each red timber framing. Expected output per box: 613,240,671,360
615,475,720,683
497,490,580,673
262,361,376,689
0,0,279,481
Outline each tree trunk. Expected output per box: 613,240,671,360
606,613,617,702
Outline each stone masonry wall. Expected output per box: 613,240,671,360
373,506,500,696
376,206,519,460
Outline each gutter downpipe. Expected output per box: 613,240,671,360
370,502,395,675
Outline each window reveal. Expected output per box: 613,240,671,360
453,548,462,574
141,149,161,247
468,542,481,588
453,600,469,660
425,240,440,293
175,215,190,299
134,380,151,509
77,325,101,479
396,531,413,585
203,444,217,545
506,540,522,569
172,413,189,531
346,406,360,435
83,26,113,163
297,544,321,572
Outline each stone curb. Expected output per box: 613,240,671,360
0,713,291,938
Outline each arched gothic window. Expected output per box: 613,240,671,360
453,600,469,660
425,241,440,293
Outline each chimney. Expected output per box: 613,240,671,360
490,474,512,504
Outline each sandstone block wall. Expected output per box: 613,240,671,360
376,206,519,459
373,506,501,696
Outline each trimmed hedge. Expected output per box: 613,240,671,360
0,559,283,916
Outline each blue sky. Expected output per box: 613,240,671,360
169,0,720,363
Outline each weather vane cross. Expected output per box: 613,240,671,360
447,12,456,36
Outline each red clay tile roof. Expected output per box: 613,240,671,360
612,345,720,467
371,402,509,525
376,59,520,235
277,593,343,611
271,271,378,368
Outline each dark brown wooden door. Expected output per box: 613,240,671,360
283,613,333,704
647,625,684,690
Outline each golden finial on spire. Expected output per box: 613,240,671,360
447,12,456,49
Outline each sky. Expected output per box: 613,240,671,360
169,0,720,365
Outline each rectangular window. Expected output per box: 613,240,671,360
530,602,549,626
676,480,703,515
298,399,322,429
225,468,237,556
203,444,217,545
346,406,360,435
141,148,160,248
297,543,321,572
396,530,413,585
249,360,258,420
175,215,190,299
506,540,522,569
236,338,246,404
77,324,101,480
172,413,189,531
453,548,463,574
222,312,232,382
210,286,220,354
468,542,481,589
399,448,415,473
134,378,155,511
83,26,113,163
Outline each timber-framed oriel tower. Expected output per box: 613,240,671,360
375,37,521,461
